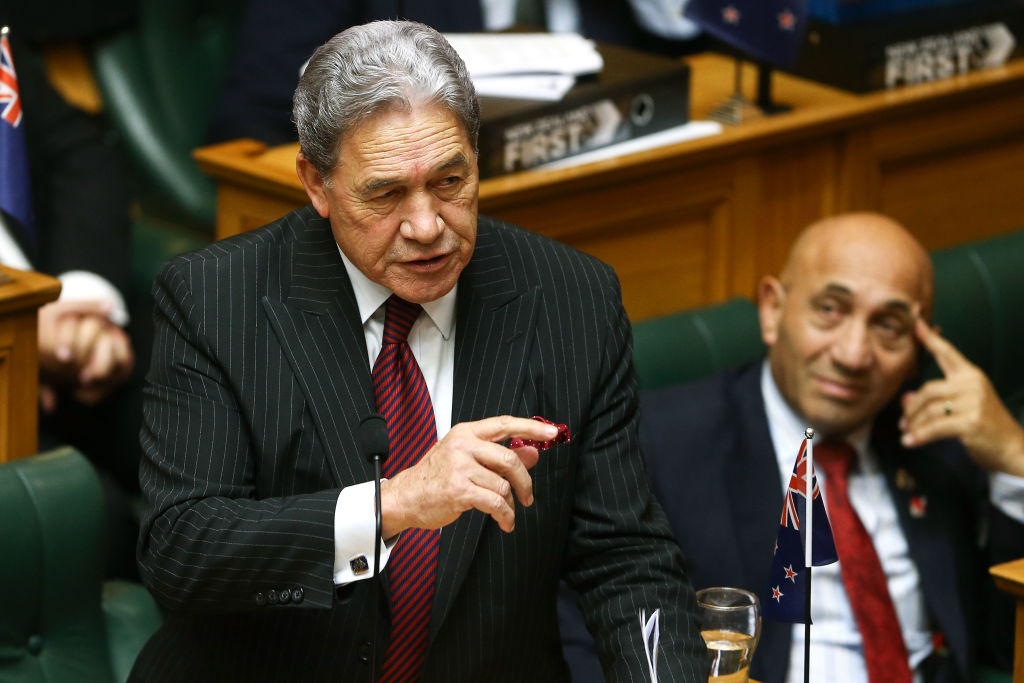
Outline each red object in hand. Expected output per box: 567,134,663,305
509,416,571,451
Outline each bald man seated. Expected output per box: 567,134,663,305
560,213,1024,683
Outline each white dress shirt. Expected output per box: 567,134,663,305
760,361,1024,683
0,213,129,325
332,250,457,584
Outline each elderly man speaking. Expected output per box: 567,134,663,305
130,20,707,683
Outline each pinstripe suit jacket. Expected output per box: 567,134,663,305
131,206,709,682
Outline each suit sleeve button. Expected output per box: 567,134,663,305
255,592,266,606
266,589,279,604
278,588,291,604
358,641,372,663
292,587,304,604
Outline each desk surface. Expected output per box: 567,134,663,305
992,558,1024,598
991,558,1024,680
0,266,62,315
196,53,1024,319
196,53,1024,205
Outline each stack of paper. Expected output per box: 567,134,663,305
443,32,604,101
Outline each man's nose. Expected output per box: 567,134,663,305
399,192,444,244
831,322,874,372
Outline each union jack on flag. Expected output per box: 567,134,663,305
0,32,23,127
0,27,34,240
780,440,821,529
762,437,837,623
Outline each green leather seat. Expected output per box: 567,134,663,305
930,229,1024,416
0,449,161,683
92,0,245,231
632,296,763,391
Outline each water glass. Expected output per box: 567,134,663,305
697,587,761,683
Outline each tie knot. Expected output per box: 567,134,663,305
814,440,856,481
383,295,422,344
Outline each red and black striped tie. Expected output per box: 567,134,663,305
373,295,439,683
816,441,912,683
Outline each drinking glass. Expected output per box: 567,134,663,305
697,587,761,683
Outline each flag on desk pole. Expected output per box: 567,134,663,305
763,429,837,683
763,429,837,622
685,0,809,66
0,26,34,241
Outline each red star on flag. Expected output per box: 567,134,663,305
778,9,796,31
771,586,784,602
784,565,798,583
722,6,741,24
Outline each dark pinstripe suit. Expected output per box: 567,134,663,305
131,206,708,682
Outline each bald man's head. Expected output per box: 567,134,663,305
758,213,933,438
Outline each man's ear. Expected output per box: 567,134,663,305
757,275,785,347
296,152,331,218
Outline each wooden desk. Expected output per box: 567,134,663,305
195,53,1024,321
0,267,61,462
991,558,1024,681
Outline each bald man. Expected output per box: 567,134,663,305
562,213,1024,683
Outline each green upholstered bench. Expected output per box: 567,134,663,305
0,449,162,683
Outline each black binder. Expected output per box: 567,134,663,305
786,0,1024,92
476,43,690,178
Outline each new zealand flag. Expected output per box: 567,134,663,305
0,28,34,240
685,0,809,66
763,438,838,623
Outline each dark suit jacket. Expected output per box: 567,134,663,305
630,361,1021,683
131,207,708,682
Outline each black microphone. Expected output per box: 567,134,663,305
357,414,389,682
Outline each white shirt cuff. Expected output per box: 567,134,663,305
991,471,1024,524
57,270,130,326
333,480,397,585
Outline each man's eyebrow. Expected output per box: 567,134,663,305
359,153,470,195
821,282,913,313
436,152,470,173
362,177,399,195
881,299,913,314
821,283,853,296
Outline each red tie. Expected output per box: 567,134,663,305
815,441,913,683
373,296,439,683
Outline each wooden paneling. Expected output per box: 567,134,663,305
0,268,61,462
195,53,1024,320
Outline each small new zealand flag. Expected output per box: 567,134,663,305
0,28,33,241
763,438,838,623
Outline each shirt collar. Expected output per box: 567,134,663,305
337,246,457,340
761,359,874,473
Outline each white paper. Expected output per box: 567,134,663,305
472,73,577,101
443,32,603,77
639,608,661,683
536,120,723,170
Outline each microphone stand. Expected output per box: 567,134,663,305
372,455,382,683
358,415,389,683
